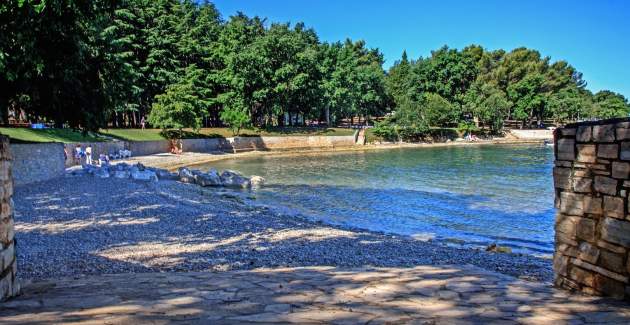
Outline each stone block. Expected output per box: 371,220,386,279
569,266,595,287
603,196,625,219
553,254,570,276
557,243,578,257
597,159,611,164
555,161,572,167
577,144,597,163
596,240,627,254
556,214,579,237
597,144,619,158
612,162,630,179
577,242,600,264
617,124,630,140
599,250,625,273
559,128,577,136
557,139,575,161
0,218,14,244
573,169,591,177
621,142,630,160
592,124,615,142
593,274,626,299
576,126,592,142
560,193,583,215
601,217,630,247
0,241,14,269
553,167,572,190
572,258,628,283
556,230,579,246
584,196,602,215
572,177,592,193
576,218,596,242
594,176,618,196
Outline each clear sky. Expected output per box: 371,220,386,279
212,0,630,99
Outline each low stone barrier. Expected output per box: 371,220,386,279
9,135,357,185
11,143,65,186
0,136,18,301
553,118,630,299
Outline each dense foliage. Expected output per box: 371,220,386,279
377,46,630,141
2,0,629,137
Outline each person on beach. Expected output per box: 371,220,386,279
85,144,93,165
74,145,83,165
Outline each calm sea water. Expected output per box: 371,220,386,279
201,144,555,256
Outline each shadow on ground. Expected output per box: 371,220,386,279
4,177,629,323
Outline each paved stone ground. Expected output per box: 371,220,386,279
1,265,630,324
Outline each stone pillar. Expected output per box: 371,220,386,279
554,119,630,299
0,135,18,300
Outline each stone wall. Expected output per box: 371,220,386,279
11,143,65,186
0,136,18,301
553,118,630,299
63,142,126,167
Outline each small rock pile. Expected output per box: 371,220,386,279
67,163,264,188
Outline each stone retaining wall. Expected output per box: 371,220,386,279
11,143,65,186
0,136,18,301
9,135,357,185
553,118,630,299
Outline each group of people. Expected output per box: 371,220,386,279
464,133,480,142
65,144,112,166
71,144,93,165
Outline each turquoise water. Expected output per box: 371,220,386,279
202,144,555,256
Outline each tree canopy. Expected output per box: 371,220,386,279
1,0,629,137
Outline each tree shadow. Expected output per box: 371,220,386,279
3,177,630,323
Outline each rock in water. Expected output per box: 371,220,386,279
220,170,251,188
194,168,222,186
250,175,265,188
486,243,512,254
155,169,179,181
178,167,195,183
131,170,158,182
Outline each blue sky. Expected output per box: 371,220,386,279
213,0,630,99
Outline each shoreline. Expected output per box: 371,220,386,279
14,175,553,283
128,138,547,170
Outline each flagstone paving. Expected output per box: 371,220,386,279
1,265,630,324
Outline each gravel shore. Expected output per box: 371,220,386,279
14,176,552,282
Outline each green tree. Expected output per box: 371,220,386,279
463,82,511,133
592,91,630,119
147,65,209,134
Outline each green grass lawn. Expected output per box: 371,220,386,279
1,126,357,143
0,127,106,143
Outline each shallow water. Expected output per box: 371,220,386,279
201,144,555,256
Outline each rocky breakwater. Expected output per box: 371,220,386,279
68,163,264,189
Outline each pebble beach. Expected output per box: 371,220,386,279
14,175,553,282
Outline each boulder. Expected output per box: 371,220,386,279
94,167,110,178
115,163,128,171
178,167,195,183
250,175,265,187
155,168,179,181
131,170,158,182
113,170,130,179
194,172,222,187
220,170,251,188
486,243,512,254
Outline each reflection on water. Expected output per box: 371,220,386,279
200,144,555,256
